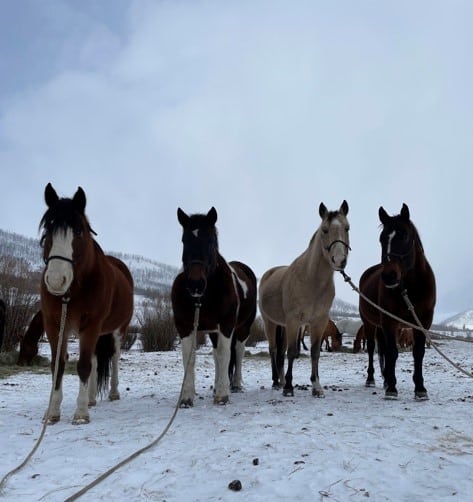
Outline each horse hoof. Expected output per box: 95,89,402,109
44,414,60,425
109,392,120,401
365,380,375,388
72,415,90,425
231,386,243,393
88,400,97,407
282,388,294,397
180,398,194,408
312,389,325,398
415,391,429,401
384,391,398,400
214,395,229,405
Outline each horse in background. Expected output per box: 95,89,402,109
39,183,134,423
298,319,343,353
398,327,414,348
17,310,44,365
259,201,350,396
359,204,436,400
353,324,366,353
0,299,5,351
171,207,257,407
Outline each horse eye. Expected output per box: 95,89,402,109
322,227,329,234
74,228,83,237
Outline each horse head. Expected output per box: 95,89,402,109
40,183,95,296
177,206,219,298
319,200,350,271
378,203,417,289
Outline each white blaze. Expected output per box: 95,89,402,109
44,228,74,295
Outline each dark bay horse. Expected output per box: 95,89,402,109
171,207,257,407
359,204,436,400
259,201,350,397
40,183,134,423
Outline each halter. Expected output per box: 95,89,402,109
325,239,351,252
44,255,74,266
384,239,415,263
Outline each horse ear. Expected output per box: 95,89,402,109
400,203,410,221
73,187,87,213
207,207,218,225
319,203,327,218
177,208,190,227
379,206,389,224
340,200,349,215
44,183,59,208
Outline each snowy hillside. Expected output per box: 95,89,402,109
0,229,178,294
441,310,473,330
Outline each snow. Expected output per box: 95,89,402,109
1,337,473,501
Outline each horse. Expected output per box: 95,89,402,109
0,299,5,351
17,310,44,365
171,207,257,407
299,319,343,352
259,201,350,397
398,327,413,348
39,183,134,424
359,203,436,400
353,324,366,353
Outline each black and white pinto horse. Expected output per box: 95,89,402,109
171,207,257,407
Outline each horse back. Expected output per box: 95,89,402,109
259,266,287,325
228,260,257,328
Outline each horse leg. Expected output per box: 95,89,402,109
412,329,428,400
382,329,399,399
45,337,68,424
88,354,98,407
283,323,298,397
108,331,121,401
363,324,376,387
308,325,325,398
230,328,246,392
73,335,97,424
213,331,231,404
180,333,196,407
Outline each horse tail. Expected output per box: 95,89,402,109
96,333,116,395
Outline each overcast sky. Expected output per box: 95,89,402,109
1,1,472,318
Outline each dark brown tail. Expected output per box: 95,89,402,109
96,333,116,395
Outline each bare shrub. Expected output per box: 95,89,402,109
138,292,177,352
0,256,40,352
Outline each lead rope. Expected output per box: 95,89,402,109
0,294,70,495
340,271,473,379
64,300,202,502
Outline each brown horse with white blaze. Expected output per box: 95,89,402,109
359,204,436,400
39,183,134,424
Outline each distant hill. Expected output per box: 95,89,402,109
441,310,473,330
0,229,178,296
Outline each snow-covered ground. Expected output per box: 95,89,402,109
1,337,472,501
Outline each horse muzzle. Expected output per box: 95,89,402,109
44,264,73,296
381,262,401,289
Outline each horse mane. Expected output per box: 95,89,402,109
39,197,95,246
379,215,425,254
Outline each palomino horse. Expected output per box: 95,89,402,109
259,201,350,397
171,207,257,407
39,183,134,423
359,204,436,400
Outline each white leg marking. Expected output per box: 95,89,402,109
109,331,121,401
214,332,231,404
233,339,246,390
88,354,98,406
73,380,90,424
181,334,196,406
46,386,63,423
